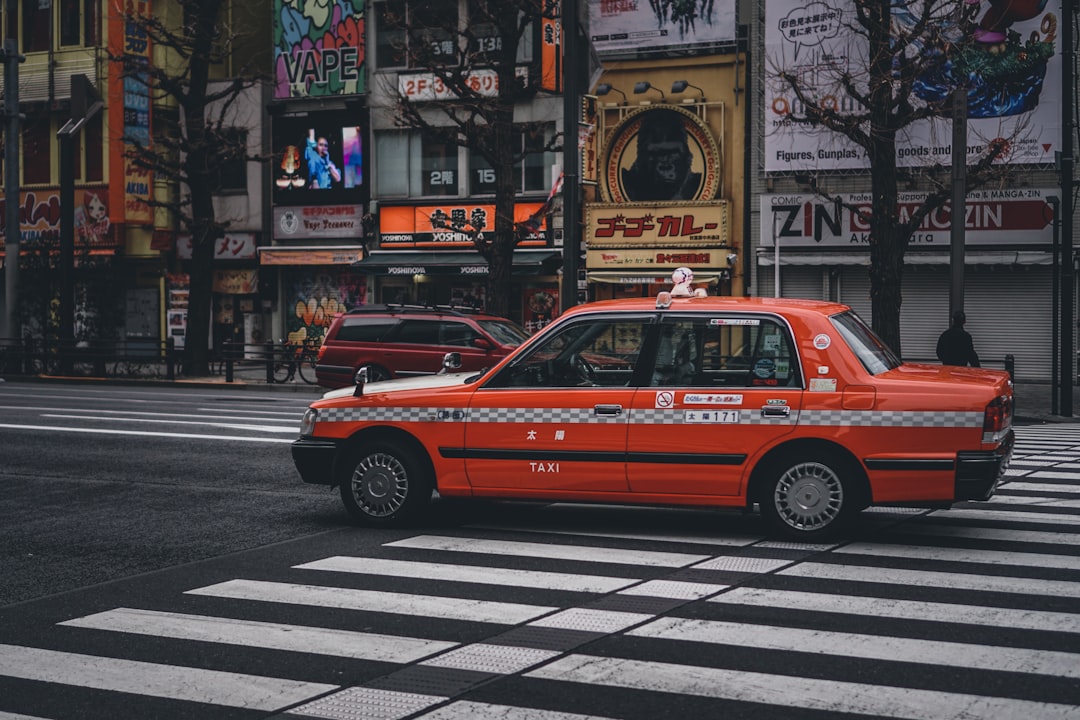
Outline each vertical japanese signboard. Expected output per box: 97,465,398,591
108,0,153,225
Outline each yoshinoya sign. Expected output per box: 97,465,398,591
601,106,722,204
760,189,1056,247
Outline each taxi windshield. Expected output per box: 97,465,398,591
830,310,901,375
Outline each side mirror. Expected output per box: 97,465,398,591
353,366,369,397
438,352,462,374
473,337,493,350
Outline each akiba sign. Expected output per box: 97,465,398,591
760,190,1056,247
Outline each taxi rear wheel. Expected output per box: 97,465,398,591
761,457,852,541
339,440,433,526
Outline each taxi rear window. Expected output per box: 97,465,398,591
830,310,901,375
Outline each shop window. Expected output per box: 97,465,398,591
469,126,552,195
375,130,462,198
467,0,533,62
374,0,458,69
83,112,104,182
23,119,51,185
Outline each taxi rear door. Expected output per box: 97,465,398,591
626,312,803,497
461,314,653,492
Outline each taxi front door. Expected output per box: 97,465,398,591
626,314,803,497
461,315,651,493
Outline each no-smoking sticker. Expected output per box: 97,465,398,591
655,391,675,408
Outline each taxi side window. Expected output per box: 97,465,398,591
486,317,647,388
650,316,800,388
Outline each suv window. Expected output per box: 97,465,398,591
336,319,399,343
390,320,443,345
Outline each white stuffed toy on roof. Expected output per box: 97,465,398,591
669,266,708,298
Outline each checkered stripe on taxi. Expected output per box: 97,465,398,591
317,407,628,424
799,410,984,427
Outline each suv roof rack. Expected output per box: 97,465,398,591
344,303,484,317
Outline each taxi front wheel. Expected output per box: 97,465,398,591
339,439,433,526
761,457,853,541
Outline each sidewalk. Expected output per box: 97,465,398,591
1012,382,1080,424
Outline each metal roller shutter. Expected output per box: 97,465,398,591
839,267,871,320
967,266,1053,381
755,267,824,300
898,267,949,363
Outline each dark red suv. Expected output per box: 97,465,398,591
315,304,531,389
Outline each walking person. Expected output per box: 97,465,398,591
936,310,980,367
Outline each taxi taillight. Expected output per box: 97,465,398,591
983,395,1012,434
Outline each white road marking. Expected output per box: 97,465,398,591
0,643,336,711
708,587,1080,633
42,414,297,433
468,523,761,547
525,655,1080,720
295,556,639,594
0,423,293,443
834,542,1080,569
60,608,457,662
186,579,557,624
386,535,709,567
416,700,620,719
928,507,1080,525
781,562,1080,597
885,524,1080,545
629,616,1080,678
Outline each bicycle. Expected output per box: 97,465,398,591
272,337,319,384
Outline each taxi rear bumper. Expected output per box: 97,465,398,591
954,429,1014,501
292,437,340,485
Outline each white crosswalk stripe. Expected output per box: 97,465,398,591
1,424,1079,719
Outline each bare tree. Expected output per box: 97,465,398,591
770,0,1051,352
382,0,560,319
115,0,268,375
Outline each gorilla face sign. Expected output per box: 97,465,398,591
603,106,721,204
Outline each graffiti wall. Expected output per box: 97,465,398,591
283,267,366,344
274,0,365,98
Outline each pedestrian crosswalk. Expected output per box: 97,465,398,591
1,425,1079,719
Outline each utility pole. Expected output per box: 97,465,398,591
57,75,104,355
1,39,25,341
948,86,966,322
560,0,581,312
1057,0,1075,417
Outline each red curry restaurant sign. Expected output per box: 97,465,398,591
379,202,549,247
586,201,730,247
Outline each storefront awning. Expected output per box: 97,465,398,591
353,249,562,276
588,270,722,285
756,250,1054,266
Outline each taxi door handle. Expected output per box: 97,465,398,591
760,405,791,418
594,404,623,417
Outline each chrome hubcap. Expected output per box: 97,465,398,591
350,452,408,517
774,461,843,531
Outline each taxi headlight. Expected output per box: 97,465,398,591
299,408,318,437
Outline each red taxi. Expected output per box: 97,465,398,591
292,286,1013,540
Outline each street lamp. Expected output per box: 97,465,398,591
671,80,705,101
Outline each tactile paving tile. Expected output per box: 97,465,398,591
691,555,794,573
288,687,445,720
528,607,653,634
488,625,603,651
365,666,489,697
753,541,838,552
421,643,559,674
617,579,727,600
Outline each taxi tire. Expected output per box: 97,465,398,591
760,455,854,541
339,439,433,526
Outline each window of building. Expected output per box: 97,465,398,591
21,0,51,53
469,126,552,195
60,0,81,46
375,130,462,198
418,132,458,196
214,128,248,193
374,0,458,69
23,119,51,184
83,112,104,182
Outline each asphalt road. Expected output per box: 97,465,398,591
1,381,1078,719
